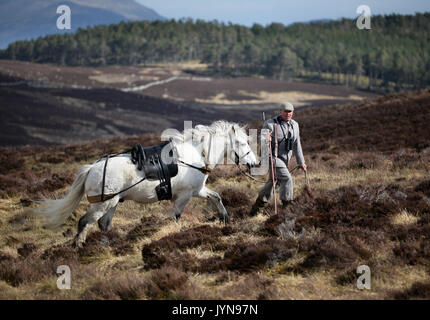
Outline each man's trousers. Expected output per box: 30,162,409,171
257,165,293,203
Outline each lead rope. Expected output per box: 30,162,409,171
290,165,309,187
237,163,310,192
236,165,267,183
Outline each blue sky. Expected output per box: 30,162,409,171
137,0,430,26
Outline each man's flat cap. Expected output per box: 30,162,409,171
280,101,294,111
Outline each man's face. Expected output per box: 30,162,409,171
280,110,293,121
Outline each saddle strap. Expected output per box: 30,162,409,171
88,193,116,204
87,176,146,204
101,155,109,202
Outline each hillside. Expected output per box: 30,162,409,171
0,60,378,146
0,89,429,299
0,0,165,49
252,88,430,154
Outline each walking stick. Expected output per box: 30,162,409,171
262,111,278,215
268,130,278,216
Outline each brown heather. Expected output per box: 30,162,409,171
0,89,429,299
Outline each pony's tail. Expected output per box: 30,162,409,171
32,164,93,228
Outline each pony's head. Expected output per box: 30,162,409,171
162,120,257,169
226,123,257,169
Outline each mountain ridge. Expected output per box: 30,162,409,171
0,0,165,48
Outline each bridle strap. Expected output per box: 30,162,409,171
229,129,251,165
235,150,251,165
177,159,212,174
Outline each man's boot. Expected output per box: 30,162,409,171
281,200,293,209
249,198,266,216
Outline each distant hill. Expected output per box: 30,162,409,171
2,13,429,91
292,18,333,25
0,0,165,48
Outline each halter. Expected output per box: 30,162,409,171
195,127,250,168
229,129,251,166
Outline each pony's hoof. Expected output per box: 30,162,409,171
72,237,84,249
175,213,181,221
219,213,230,224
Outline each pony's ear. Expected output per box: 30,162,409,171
228,126,236,145
233,124,243,135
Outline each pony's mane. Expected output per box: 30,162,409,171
165,120,247,142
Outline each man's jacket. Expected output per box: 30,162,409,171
262,116,305,168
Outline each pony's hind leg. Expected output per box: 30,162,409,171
73,198,119,248
170,191,193,221
98,204,118,232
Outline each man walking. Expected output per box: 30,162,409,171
249,101,307,215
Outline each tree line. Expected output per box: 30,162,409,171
1,13,429,91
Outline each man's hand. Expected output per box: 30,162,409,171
300,163,307,171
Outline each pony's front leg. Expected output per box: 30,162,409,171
170,191,193,221
197,186,229,223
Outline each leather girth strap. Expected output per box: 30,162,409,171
87,193,117,204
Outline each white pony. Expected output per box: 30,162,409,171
32,121,257,248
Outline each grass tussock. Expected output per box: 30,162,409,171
390,281,430,300
219,187,253,220
83,266,189,300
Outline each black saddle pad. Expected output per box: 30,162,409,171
131,141,178,181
